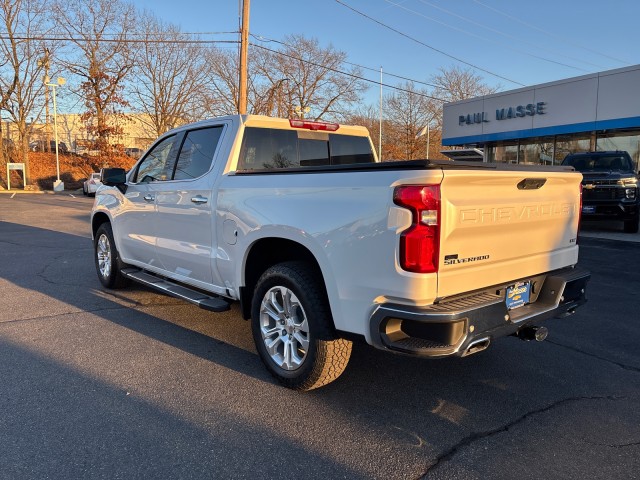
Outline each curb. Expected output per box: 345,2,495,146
0,189,84,195
0,190,45,194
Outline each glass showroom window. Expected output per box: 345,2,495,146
489,141,518,163
597,130,640,171
519,138,554,165
554,135,591,164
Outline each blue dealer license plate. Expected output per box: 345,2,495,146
582,205,596,214
506,282,531,310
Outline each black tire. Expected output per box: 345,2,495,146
83,185,87,196
251,261,352,391
624,213,639,234
94,222,130,289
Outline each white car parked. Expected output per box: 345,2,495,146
83,172,102,196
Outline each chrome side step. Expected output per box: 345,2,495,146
121,268,231,312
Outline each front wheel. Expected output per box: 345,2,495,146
94,222,129,289
251,262,352,391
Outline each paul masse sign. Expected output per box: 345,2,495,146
459,102,546,126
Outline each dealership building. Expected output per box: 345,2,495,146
441,64,640,171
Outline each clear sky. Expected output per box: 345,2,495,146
131,0,639,105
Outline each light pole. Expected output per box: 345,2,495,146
45,76,66,191
426,123,430,159
416,123,431,159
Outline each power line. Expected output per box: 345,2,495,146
1,31,445,101
0,34,239,45
399,0,605,71
334,0,525,86
472,0,632,66
55,30,238,36
250,33,448,91
251,43,445,102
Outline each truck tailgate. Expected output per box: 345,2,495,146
437,169,582,298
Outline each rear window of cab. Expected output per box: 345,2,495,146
238,127,375,171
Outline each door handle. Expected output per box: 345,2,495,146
143,194,155,202
191,195,208,204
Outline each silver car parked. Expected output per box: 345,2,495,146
83,172,102,196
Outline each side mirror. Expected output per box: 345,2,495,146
101,168,127,186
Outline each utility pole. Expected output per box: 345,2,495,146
238,0,250,115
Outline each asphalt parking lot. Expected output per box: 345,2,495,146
0,193,639,480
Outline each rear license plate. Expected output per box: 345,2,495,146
582,205,596,214
506,282,530,310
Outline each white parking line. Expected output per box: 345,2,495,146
11,193,16,199
69,194,76,198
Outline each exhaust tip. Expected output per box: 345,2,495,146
517,325,548,342
463,337,491,356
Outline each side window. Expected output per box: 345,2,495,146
134,135,178,183
173,126,224,180
330,135,375,165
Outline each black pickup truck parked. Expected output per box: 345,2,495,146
562,151,639,233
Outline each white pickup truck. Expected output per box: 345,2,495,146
92,115,590,390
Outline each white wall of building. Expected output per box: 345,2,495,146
443,65,640,146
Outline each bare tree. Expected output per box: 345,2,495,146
52,0,136,155
429,66,501,128
252,35,368,121
131,14,211,137
344,105,390,160
0,1,19,115
0,0,22,175
201,35,367,122
383,82,437,160
0,0,58,183
203,47,243,117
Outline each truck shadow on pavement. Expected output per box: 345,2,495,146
0,338,370,479
0,220,268,384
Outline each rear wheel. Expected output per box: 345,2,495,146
94,222,129,289
251,262,352,391
624,213,639,234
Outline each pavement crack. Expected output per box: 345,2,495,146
35,253,65,285
35,250,93,287
547,339,640,374
582,439,640,449
422,395,624,477
612,441,640,448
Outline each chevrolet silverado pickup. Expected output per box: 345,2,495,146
91,115,590,390
562,151,639,233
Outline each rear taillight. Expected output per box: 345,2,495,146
393,185,441,273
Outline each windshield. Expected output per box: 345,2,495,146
562,154,633,172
